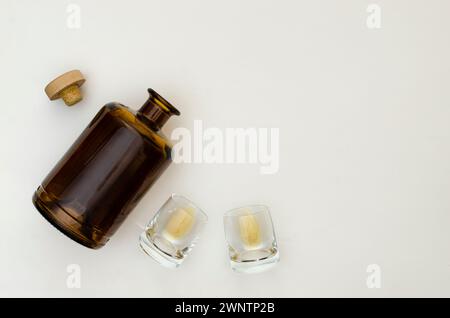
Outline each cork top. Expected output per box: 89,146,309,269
45,70,85,106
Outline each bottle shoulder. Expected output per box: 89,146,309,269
101,102,172,151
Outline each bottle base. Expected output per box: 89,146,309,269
32,186,108,249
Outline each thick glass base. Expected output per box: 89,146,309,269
32,186,108,249
230,251,280,274
139,232,183,268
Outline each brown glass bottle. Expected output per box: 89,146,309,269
32,88,180,249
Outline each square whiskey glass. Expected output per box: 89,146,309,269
139,194,208,268
223,205,279,273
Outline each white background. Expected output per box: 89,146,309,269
1,0,449,297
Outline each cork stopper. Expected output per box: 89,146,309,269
45,70,85,106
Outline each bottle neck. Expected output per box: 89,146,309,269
137,89,180,130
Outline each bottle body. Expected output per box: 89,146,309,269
33,91,179,249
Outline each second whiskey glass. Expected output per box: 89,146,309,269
224,205,279,273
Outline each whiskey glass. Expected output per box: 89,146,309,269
224,205,279,273
139,194,208,268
